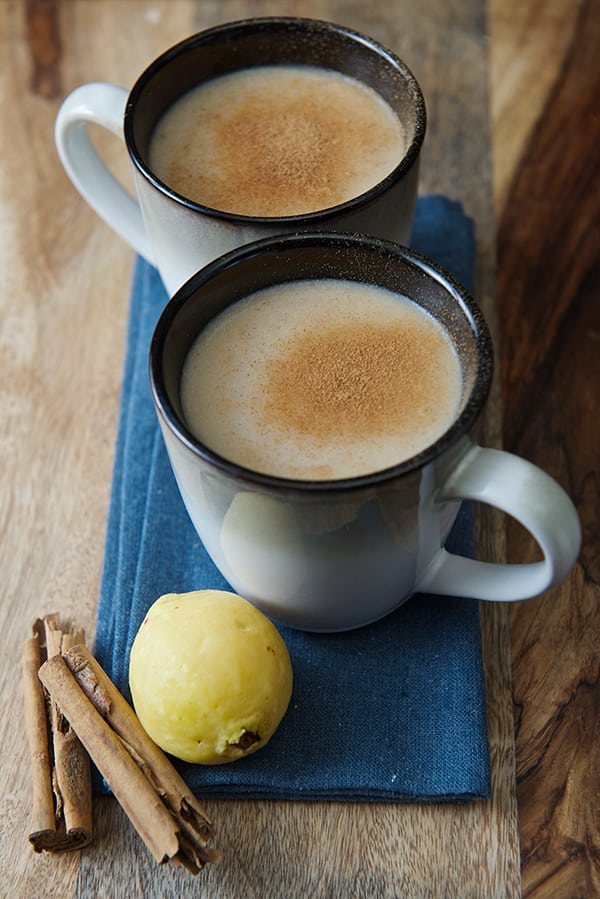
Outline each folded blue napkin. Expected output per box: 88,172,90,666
94,196,491,802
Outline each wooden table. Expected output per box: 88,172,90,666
1,1,597,896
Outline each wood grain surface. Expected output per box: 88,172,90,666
0,0,596,897
491,0,600,895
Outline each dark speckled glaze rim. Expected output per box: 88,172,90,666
149,232,494,494
124,16,426,225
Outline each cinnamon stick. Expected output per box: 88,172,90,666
38,645,220,873
23,626,55,843
23,615,92,852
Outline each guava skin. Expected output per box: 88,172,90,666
129,590,293,764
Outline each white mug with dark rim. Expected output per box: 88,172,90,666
149,233,581,632
55,17,426,295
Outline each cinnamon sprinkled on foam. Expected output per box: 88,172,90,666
264,322,442,442
180,280,462,480
149,66,406,217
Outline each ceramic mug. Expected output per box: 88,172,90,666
54,17,426,296
149,233,581,632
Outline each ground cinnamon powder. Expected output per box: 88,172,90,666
263,320,445,443
150,65,405,216
180,280,461,480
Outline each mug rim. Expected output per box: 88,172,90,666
149,232,494,494
124,16,426,225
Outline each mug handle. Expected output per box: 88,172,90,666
55,83,155,264
419,445,581,601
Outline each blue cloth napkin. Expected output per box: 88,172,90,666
94,196,491,802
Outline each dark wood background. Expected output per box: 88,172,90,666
495,1,600,894
1,0,597,896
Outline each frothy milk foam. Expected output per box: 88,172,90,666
180,280,463,481
149,65,406,217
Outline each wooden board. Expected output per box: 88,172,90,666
490,0,600,894
11,0,595,894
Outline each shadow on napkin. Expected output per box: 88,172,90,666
94,196,491,802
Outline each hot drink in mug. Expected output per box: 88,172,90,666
55,18,425,294
180,279,462,480
150,233,581,632
148,65,407,218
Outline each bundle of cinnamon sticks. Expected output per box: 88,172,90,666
23,614,220,874
23,615,93,852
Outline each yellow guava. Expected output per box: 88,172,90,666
128,590,293,764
